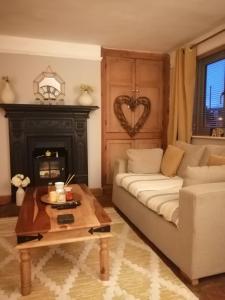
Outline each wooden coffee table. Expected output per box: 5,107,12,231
15,184,112,296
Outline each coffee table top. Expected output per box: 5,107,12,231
15,184,111,236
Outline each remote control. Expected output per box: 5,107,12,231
52,202,77,210
57,214,74,224
74,200,81,206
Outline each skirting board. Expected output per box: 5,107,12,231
0,195,11,205
89,188,103,198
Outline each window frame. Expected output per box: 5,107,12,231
193,49,225,135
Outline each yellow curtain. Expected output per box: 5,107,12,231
167,47,197,144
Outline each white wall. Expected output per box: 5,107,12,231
0,38,102,195
170,24,225,67
194,26,225,56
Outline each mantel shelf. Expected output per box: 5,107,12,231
0,103,99,116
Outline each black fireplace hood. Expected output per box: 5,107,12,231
0,104,98,198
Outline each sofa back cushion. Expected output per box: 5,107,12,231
200,145,225,165
183,165,225,186
208,154,225,166
175,141,205,177
127,148,163,173
160,145,184,177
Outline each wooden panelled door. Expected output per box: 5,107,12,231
101,49,169,188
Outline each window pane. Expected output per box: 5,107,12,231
205,58,225,128
206,59,225,109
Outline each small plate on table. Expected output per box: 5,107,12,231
40,194,66,205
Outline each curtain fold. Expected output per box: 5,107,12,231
167,47,197,145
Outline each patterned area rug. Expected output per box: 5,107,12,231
0,208,198,300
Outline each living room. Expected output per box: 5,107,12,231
0,1,225,299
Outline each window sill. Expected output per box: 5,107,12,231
192,135,225,140
192,135,225,145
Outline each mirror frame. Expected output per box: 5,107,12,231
33,66,65,104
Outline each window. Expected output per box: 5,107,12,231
193,50,225,135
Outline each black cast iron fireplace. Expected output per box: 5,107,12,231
0,104,98,200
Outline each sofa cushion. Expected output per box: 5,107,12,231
116,173,183,226
175,141,205,177
161,145,184,177
127,148,163,174
208,154,225,166
183,165,225,186
200,145,225,166
139,191,180,226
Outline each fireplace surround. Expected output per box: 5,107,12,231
0,104,98,200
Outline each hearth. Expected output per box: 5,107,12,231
0,104,98,201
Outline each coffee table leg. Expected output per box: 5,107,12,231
99,238,109,280
20,249,31,296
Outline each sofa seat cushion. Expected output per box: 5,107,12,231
116,173,183,226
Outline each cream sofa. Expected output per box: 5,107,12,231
112,142,225,284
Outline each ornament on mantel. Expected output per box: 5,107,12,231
77,84,93,106
1,76,16,103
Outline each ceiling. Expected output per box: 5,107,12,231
0,0,225,53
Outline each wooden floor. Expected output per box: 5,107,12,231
1,194,225,300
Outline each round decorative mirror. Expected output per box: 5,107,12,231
33,66,65,104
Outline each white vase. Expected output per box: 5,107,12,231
78,91,93,106
1,79,15,103
16,187,25,206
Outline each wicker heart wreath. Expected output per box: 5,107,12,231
114,95,151,137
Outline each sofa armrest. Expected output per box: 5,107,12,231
113,159,127,179
179,182,225,279
179,182,225,230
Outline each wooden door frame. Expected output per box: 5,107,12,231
101,51,107,189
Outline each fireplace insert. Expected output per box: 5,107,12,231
33,148,66,185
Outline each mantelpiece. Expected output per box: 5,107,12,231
0,103,98,115
0,104,98,200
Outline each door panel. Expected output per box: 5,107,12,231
136,59,163,86
105,140,133,184
107,85,133,132
135,59,163,133
106,57,135,133
134,139,161,149
107,57,135,84
136,87,162,132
